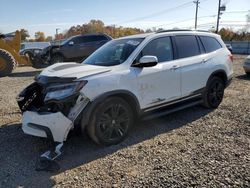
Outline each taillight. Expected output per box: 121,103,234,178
229,54,233,62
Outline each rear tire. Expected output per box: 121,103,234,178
86,97,134,146
0,49,15,77
202,76,225,109
50,54,64,64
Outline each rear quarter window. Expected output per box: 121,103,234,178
199,36,222,53
174,35,200,59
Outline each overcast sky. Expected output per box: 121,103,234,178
0,0,249,38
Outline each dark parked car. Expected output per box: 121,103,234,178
226,44,233,53
50,33,112,64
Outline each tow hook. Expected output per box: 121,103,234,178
35,143,63,172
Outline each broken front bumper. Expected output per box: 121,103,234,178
22,111,73,142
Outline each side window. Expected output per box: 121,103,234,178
199,36,222,53
174,35,200,58
72,36,94,44
93,35,108,41
72,36,85,44
138,37,173,63
84,36,103,42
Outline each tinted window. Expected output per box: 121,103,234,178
199,36,222,53
175,35,200,58
93,35,108,41
72,36,86,44
139,37,173,63
72,35,108,44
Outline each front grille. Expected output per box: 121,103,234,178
17,82,44,112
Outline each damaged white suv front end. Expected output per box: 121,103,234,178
17,63,109,143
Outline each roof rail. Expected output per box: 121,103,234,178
156,29,211,33
156,29,191,33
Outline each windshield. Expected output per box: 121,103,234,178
83,38,144,66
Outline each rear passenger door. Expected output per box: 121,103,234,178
173,35,208,97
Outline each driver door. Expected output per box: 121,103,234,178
132,36,181,110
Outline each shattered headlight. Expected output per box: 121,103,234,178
44,80,87,102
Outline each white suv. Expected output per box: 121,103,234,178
17,30,233,146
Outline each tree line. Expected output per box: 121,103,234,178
10,19,250,42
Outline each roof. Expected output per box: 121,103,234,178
119,33,153,39
118,29,217,40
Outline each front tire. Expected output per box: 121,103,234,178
203,77,225,109
86,97,134,146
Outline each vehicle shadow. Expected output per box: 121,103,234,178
9,70,41,77
235,74,250,81
0,106,212,187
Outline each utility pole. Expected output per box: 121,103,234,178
194,0,200,29
56,28,60,40
216,0,226,33
216,0,222,33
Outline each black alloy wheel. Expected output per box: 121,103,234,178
87,97,134,145
203,77,225,108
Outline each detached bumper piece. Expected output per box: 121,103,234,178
22,111,73,142
22,111,73,171
18,80,89,171
36,143,64,172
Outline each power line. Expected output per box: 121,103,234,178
151,10,248,30
224,10,250,14
116,1,194,25
153,14,217,29
197,21,250,27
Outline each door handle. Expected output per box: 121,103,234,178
170,65,180,70
202,59,208,63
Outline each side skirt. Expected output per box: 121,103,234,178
141,95,203,121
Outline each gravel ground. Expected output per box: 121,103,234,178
0,55,249,188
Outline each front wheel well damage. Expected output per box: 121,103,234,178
79,91,140,131
107,93,140,116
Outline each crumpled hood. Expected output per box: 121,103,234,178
39,62,111,79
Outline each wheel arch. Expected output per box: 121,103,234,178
78,90,141,130
207,69,228,86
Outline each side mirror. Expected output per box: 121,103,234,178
133,56,158,68
68,41,74,46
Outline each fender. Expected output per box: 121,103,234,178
77,90,141,130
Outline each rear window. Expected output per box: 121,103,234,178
199,36,222,53
174,35,200,58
